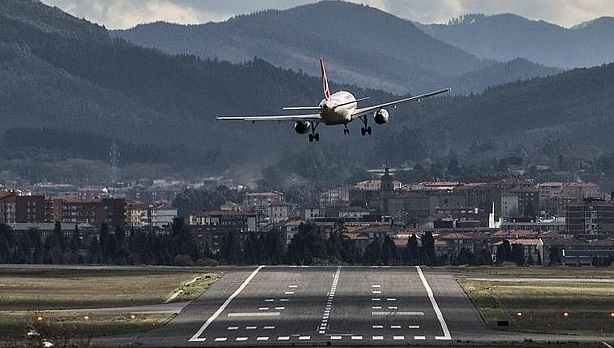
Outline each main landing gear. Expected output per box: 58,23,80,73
360,116,372,136
344,124,350,135
309,122,320,142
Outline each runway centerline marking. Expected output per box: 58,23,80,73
189,265,264,342
317,266,341,335
416,266,452,340
256,337,269,341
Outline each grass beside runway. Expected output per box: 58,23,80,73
451,266,614,279
0,268,219,310
0,312,172,341
0,267,220,341
460,279,614,336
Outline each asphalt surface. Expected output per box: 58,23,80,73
138,266,495,347
465,277,614,283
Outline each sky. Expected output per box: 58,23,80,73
41,0,614,29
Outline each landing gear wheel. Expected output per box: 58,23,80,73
314,133,320,141
367,126,372,135
344,128,350,135
309,134,314,142
361,127,366,136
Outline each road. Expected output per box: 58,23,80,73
138,266,494,346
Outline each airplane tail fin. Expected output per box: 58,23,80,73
320,58,331,100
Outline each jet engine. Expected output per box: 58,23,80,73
294,121,311,134
374,109,390,124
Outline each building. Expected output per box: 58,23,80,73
267,202,293,223
188,210,257,252
501,193,519,218
245,191,283,218
302,207,322,220
0,193,51,224
53,197,126,228
337,206,375,219
319,186,350,207
505,188,539,219
565,199,614,236
278,220,304,246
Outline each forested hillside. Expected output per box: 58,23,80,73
418,14,614,69
113,1,559,95
2,0,614,187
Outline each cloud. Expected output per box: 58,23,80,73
41,0,614,29
366,0,614,27
42,0,228,29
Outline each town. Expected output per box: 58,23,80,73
1,168,612,267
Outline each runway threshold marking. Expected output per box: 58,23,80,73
416,266,452,341
227,312,280,317
372,311,424,316
188,265,264,342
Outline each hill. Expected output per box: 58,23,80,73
2,0,614,187
112,1,558,95
418,14,614,69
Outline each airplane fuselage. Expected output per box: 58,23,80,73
318,91,357,125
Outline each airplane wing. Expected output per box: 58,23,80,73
217,114,322,122
351,88,450,118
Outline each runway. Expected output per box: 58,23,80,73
140,266,492,346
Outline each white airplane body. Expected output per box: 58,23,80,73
217,59,450,142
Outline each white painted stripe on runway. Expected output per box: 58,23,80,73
263,326,275,330
391,325,401,329
259,307,269,310
214,338,226,342
319,331,325,334
436,336,452,340
189,265,264,342
278,336,290,341
414,336,426,340
227,326,238,330
256,337,269,341
299,336,311,340
285,291,294,295
236,337,248,341
331,335,342,340
393,336,405,340
352,335,363,340
372,325,383,329
275,306,285,310
318,266,341,336
372,290,382,294
372,285,380,288
603,342,613,348
373,336,383,340
280,298,289,302
372,306,382,309
416,266,452,340
372,311,424,316
387,298,396,301
388,306,398,309
372,298,381,301
409,325,420,329
246,326,256,330
289,285,298,288
227,312,280,317
264,299,274,302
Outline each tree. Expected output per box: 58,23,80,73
511,243,525,266
403,234,420,266
421,231,437,266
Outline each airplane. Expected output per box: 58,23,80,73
217,59,450,142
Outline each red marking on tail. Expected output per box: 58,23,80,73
320,58,331,100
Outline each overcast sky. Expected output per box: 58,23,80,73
41,0,614,29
